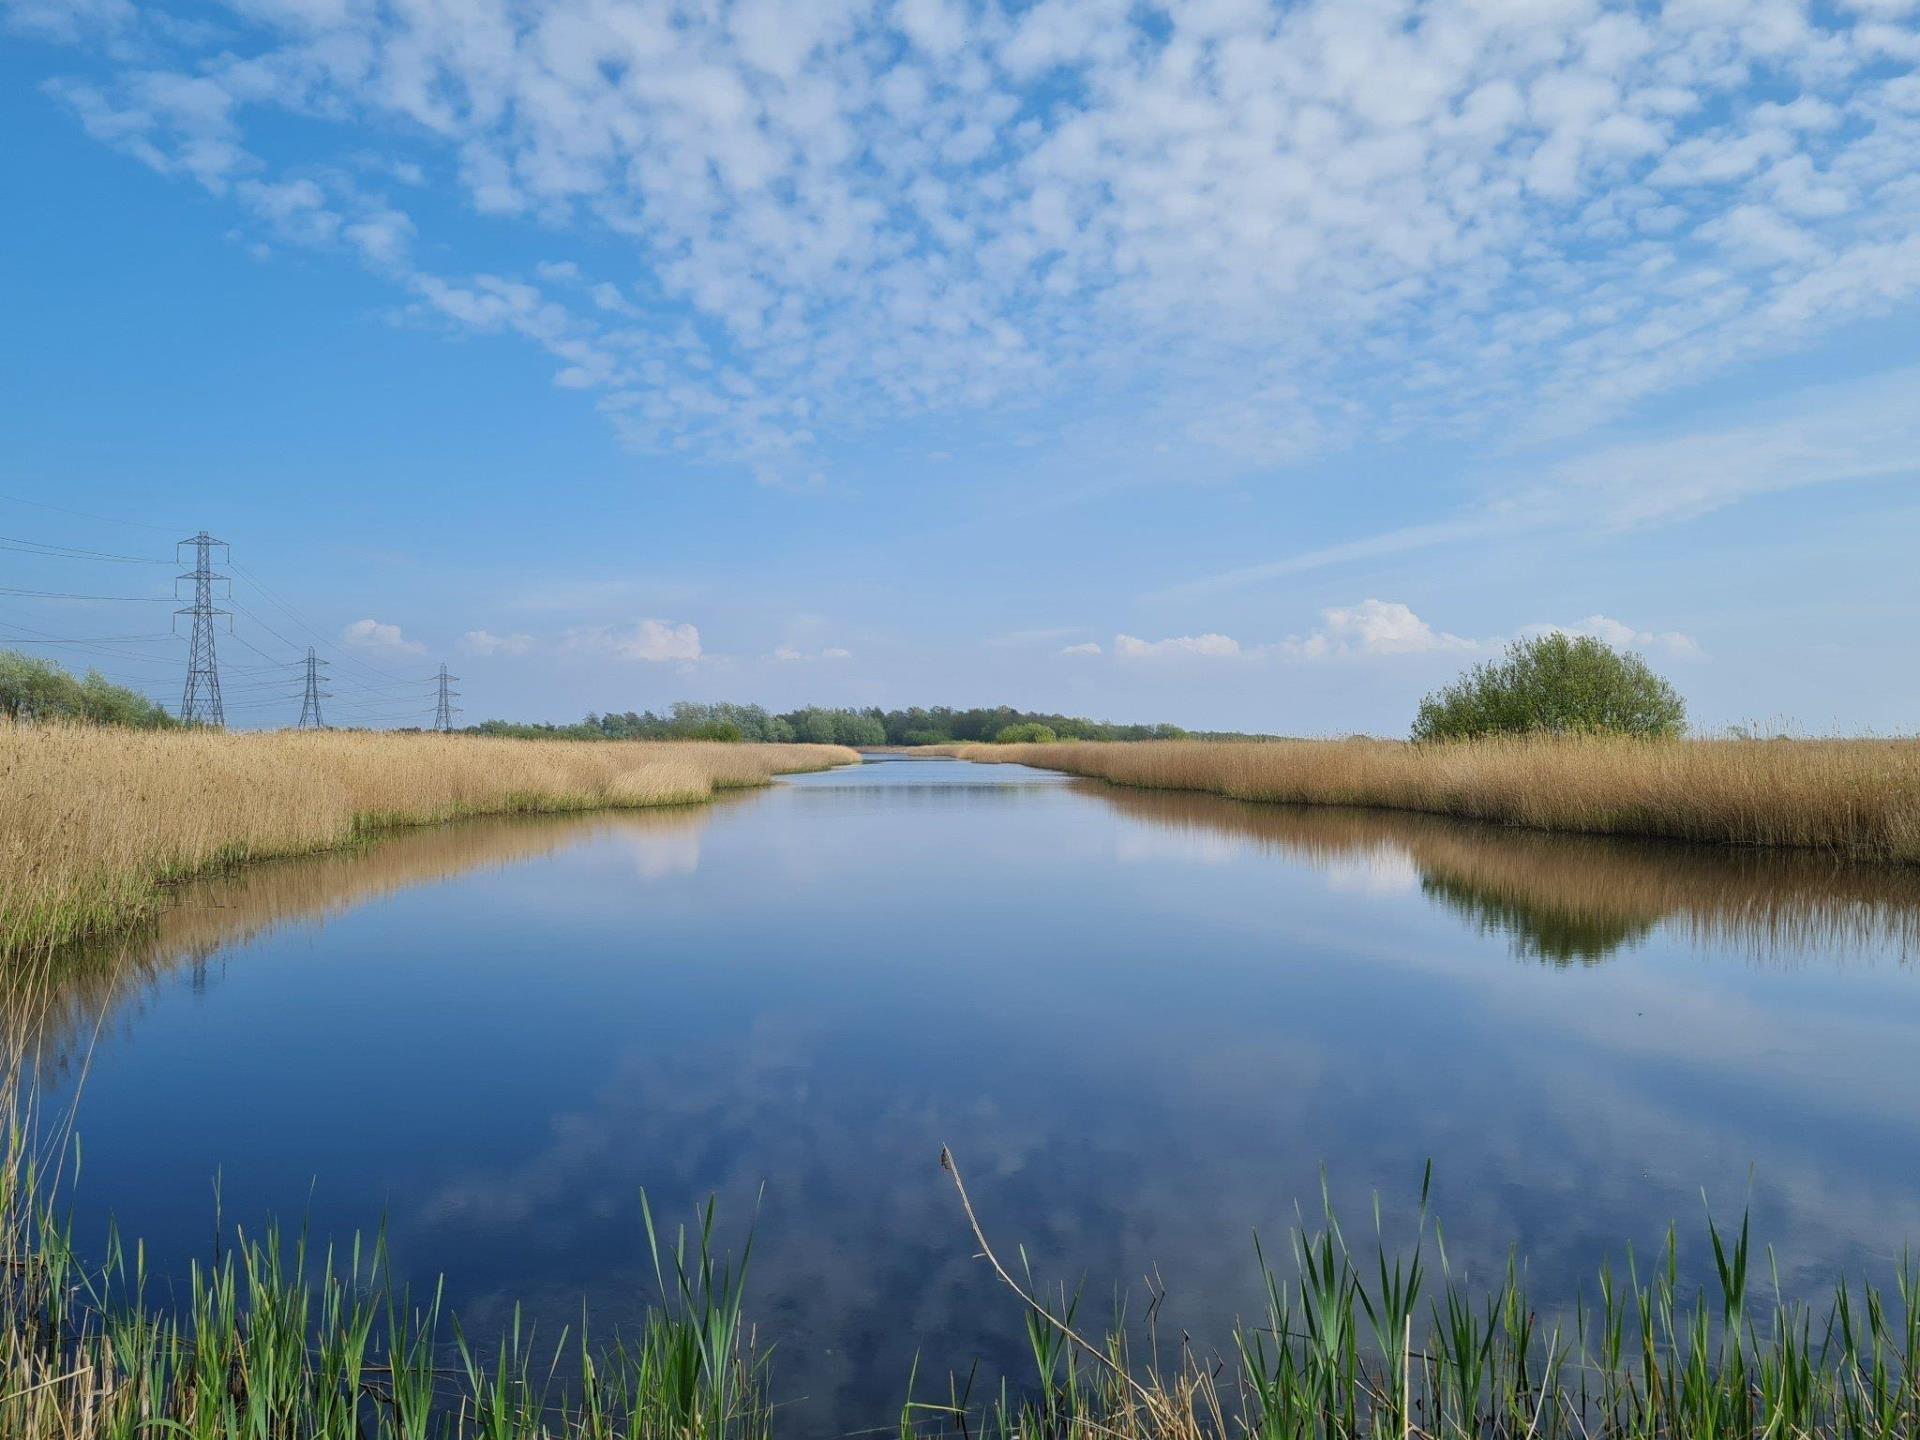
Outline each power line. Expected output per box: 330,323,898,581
0,534,173,564
0,622,182,672
0,631,175,644
0,586,178,602
0,488,178,534
225,596,311,660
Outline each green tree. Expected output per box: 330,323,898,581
993,722,1058,743
76,670,176,728
0,650,176,728
0,651,76,721
1411,633,1686,742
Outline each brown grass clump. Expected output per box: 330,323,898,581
0,724,855,960
959,735,1920,862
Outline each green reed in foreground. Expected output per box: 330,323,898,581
6,1133,1919,1438
1,1125,770,1440
920,1154,1920,1440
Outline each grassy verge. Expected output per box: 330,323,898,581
957,736,1920,861
0,724,857,961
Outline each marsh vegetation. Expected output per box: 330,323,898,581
0,724,855,960
961,735,1920,861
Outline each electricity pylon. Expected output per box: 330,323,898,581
176,531,230,727
432,663,460,733
297,647,330,729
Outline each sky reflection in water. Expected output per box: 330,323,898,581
28,757,1920,1432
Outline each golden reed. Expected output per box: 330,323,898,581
0,724,856,960
960,735,1920,862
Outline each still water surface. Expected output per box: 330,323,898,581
29,756,1920,1431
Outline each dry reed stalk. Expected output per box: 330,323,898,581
959,736,1920,862
0,725,856,961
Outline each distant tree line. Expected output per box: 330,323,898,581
468,701,1265,746
0,650,178,728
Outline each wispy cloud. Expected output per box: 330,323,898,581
769,644,852,662
564,619,702,663
990,626,1088,647
1158,366,1920,598
461,629,535,657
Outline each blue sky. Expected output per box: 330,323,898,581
2,0,1917,734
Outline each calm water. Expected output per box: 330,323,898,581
26,755,1920,1431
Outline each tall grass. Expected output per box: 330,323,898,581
924,1155,1920,1440
960,736,1920,861
0,725,857,961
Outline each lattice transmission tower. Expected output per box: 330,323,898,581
176,531,230,727
432,663,461,733
297,646,331,730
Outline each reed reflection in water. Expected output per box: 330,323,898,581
1088,782,1920,965
20,774,1920,1071
9,803,728,1071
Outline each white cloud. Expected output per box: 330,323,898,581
341,618,426,655
461,629,534,657
30,0,1920,485
1060,641,1103,655
1095,603,1695,665
1280,599,1481,658
565,619,703,663
1114,632,1243,659
1527,615,1705,659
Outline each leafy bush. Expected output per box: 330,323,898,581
677,720,743,742
993,722,1058,743
1411,633,1685,742
0,650,177,728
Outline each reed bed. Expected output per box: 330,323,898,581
1,1148,772,1438
959,736,1920,862
0,724,856,961
918,1164,1920,1440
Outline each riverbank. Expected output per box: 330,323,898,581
957,735,1920,861
0,724,857,960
